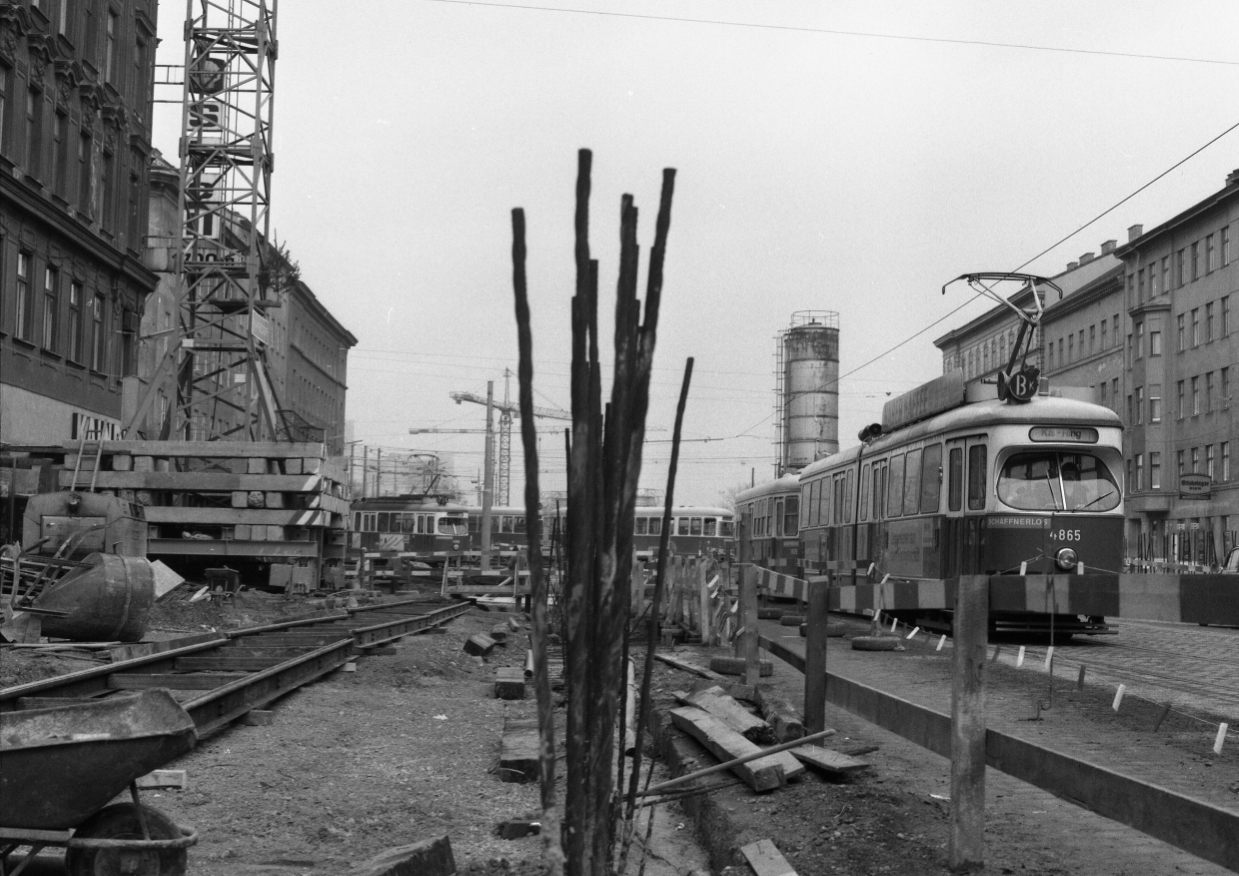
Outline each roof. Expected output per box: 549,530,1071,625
1115,175,1239,258
736,473,802,504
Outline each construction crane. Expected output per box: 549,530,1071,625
450,370,572,506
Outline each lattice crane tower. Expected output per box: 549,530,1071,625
126,0,282,441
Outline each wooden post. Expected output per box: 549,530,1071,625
739,512,759,685
698,560,711,645
803,576,829,734
950,574,989,871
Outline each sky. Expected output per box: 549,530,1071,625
151,0,1239,507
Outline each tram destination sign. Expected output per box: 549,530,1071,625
1178,473,1212,499
881,371,967,433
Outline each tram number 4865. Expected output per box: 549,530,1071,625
1051,529,1082,542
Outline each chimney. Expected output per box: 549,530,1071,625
1067,261,1079,271
1227,168,1239,187
1127,223,1143,242
1100,239,1116,255
1079,252,1095,265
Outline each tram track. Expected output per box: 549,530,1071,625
0,595,474,735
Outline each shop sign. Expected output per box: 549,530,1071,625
1178,473,1212,499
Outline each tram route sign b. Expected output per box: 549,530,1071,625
998,366,1039,403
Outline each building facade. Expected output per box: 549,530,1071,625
1114,170,1238,560
0,0,158,445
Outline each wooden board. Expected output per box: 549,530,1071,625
142,507,328,526
499,717,540,782
740,839,798,876
653,653,727,681
678,685,775,744
789,744,871,776
67,440,327,459
668,707,802,792
494,666,526,700
757,689,806,743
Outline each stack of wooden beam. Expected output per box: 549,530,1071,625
61,440,349,588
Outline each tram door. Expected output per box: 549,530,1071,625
944,437,987,576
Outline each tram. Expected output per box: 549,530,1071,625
349,495,469,561
734,474,801,577
534,504,736,561
799,372,1124,636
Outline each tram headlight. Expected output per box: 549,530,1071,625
1055,547,1078,571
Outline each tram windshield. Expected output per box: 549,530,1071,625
997,451,1120,513
437,516,468,535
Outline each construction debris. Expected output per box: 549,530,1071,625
740,838,798,876
756,689,806,743
668,706,803,792
494,666,527,700
499,716,541,783
708,656,773,677
675,686,775,744
788,744,871,777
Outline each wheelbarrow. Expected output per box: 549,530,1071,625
0,689,199,875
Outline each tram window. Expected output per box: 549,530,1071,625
678,518,691,536
967,445,988,511
808,481,819,526
859,464,871,521
515,517,526,534
704,518,718,537
648,517,662,536
366,513,376,531
377,512,390,533
997,451,1120,512
920,444,943,513
774,501,783,537
690,517,703,536
800,489,810,528
844,471,853,524
784,496,799,536
873,465,883,519
502,516,515,533
354,512,362,531
949,448,963,511
888,454,906,517
635,517,648,535
469,515,480,533
903,449,922,516
817,479,829,526
491,516,501,533
438,517,467,535
720,519,735,538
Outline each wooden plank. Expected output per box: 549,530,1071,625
68,440,327,459
143,507,328,526
740,839,797,876
668,706,801,792
342,835,456,876
136,769,187,790
951,575,988,870
678,685,775,744
463,634,497,656
804,577,829,733
109,673,246,690
58,471,324,491
494,666,526,700
653,653,727,681
499,716,540,782
789,744,870,776
757,689,806,743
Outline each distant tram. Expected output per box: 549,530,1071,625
735,474,801,577
537,504,736,561
350,495,469,562
799,375,1124,637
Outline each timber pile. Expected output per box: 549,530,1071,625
62,440,348,590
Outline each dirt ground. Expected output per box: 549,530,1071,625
3,595,1236,875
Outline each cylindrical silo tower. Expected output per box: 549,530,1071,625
779,311,839,473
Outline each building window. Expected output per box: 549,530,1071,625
15,252,33,341
1150,330,1161,356
1223,367,1231,408
1205,371,1214,412
1191,376,1200,415
1100,381,1108,407
0,66,7,156
1177,380,1186,419
1223,442,1231,482
1191,241,1200,280
1136,322,1144,359
1135,453,1144,491
1089,324,1096,355
105,10,118,85
1057,338,1064,365
1176,249,1186,286
1206,302,1215,342
25,87,42,178
1191,308,1200,347
1135,386,1144,424
101,149,114,233
1177,314,1185,352
68,282,84,362
1150,452,1161,490
1150,265,1160,297
1223,227,1232,267
1113,315,1119,347
1161,256,1170,294
1177,449,1185,478
1126,459,1133,492
1149,385,1161,423
91,293,106,372
1101,319,1108,349
1191,446,1200,473
1207,234,1217,272
1112,378,1118,410
1126,394,1133,425
1207,445,1215,479
42,266,59,352
1222,296,1230,337
1047,344,1054,371
1137,268,1145,303
1124,333,1130,369
77,132,92,213
52,110,67,196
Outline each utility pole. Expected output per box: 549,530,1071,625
481,381,495,571
362,445,370,500
375,448,383,498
